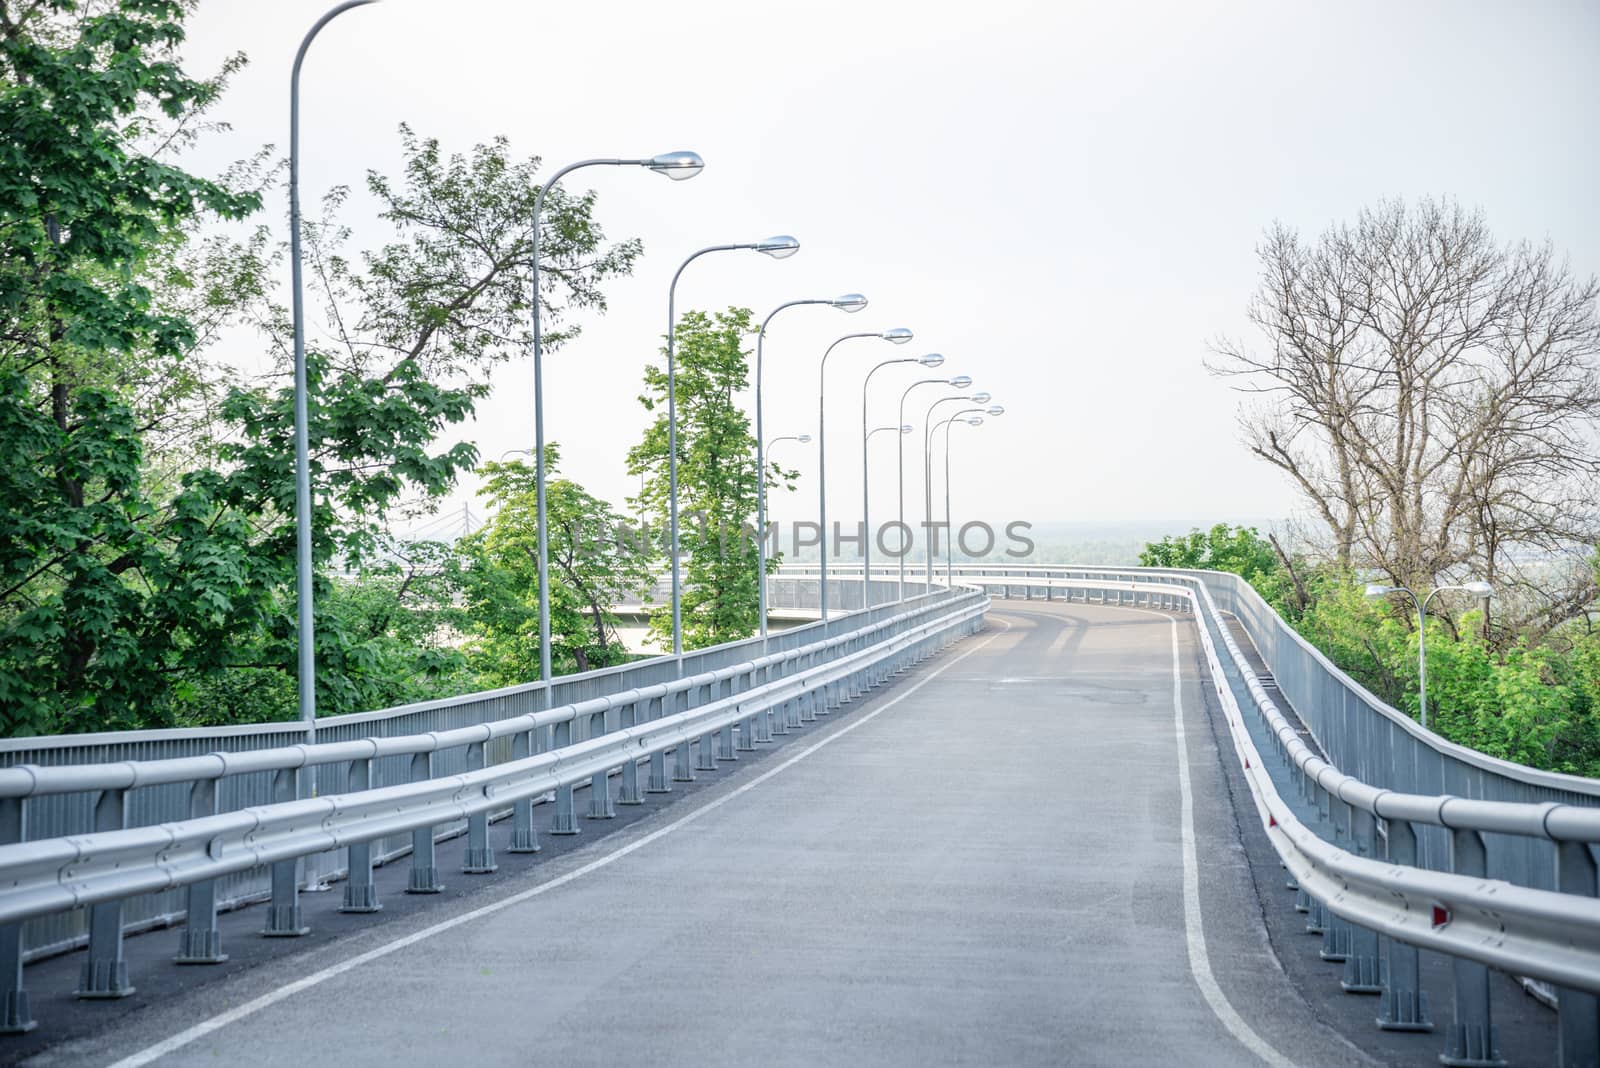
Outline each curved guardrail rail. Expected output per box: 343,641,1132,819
966,569,1600,1067
0,587,986,1034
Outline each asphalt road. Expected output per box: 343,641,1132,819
39,602,1378,1067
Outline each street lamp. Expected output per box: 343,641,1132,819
920,392,990,587
528,151,705,701
755,296,865,641
666,236,799,656
862,354,944,605
817,328,912,619
767,432,812,453
896,375,969,601
289,0,380,761
1364,580,1493,730
936,406,1003,584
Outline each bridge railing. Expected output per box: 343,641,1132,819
0,574,942,993
944,565,1600,1064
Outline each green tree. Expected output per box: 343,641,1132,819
0,0,642,732
0,0,259,733
460,451,651,683
627,308,774,650
1139,523,1300,613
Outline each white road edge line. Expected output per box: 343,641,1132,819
1020,599,1297,1068
1164,613,1296,1068
1101,603,1297,1068
106,618,1011,1068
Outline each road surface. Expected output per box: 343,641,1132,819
47,602,1374,1067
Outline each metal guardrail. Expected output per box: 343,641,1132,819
0,576,981,1034
962,568,1600,1066
0,574,919,963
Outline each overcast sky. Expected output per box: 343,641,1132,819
177,0,1600,535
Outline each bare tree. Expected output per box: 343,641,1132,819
1212,198,1600,637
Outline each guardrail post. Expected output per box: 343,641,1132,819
1340,804,1382,993
696,728,719,771
176,778,230,960
648,696,673,792
619,699,645,805
407,751,444,893
588,707,616,819
0,797,33,1033
1320,798,1355,963
78,787,137,994
551,719,579,834
464,741,499,870
1556,841,1600,1065
1442,827,1504,1067
509,729,541,851
338,758,382,912
1378,817,1432,1031
262,771,311,938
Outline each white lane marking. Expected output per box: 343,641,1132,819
1045,620,1074,658
107,621,1011,1068
1002,600,1297,1067
1161,610,1297,1068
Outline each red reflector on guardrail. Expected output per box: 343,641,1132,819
1433,906,1450,929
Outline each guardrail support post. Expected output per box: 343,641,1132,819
1377,818,1431,1031
509,730,542,851
551,720,579,834
176,778,230,960
696,730,719,771
719,722,738,761
648,697,672,792
1340,805,1382,992
338,759,382,911
262,770,311,938
464,741,499,871
587,710,616,819
1556,841,1600,1065
0,798,33,1033
1442,827,1504,1067
1320,799,1354,962
407,752,444,893
619,701,645,804
78,788,137,994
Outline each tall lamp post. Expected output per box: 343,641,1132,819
896,375,969,601
289,0,380,761
920,392,990,587
861,354,944,605
756,296,866,641
817,328,913,618
1364,580,1493,730
529,151,704,701
667,237,800,656
937,405,1004,583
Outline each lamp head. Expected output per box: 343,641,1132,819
881,327,914,344
917,352,945,368
646,151,705,180
1463,580,1493,598
1364,583,1393,598
756,235,800,258
831,293,868,312
948,375,972,388
797,433,812,444
970,391,992,404
900,423,914,434
966,416,984,426
986,404,1005,416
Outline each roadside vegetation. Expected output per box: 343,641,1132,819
0,1,769,735
1151,198,1600,777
